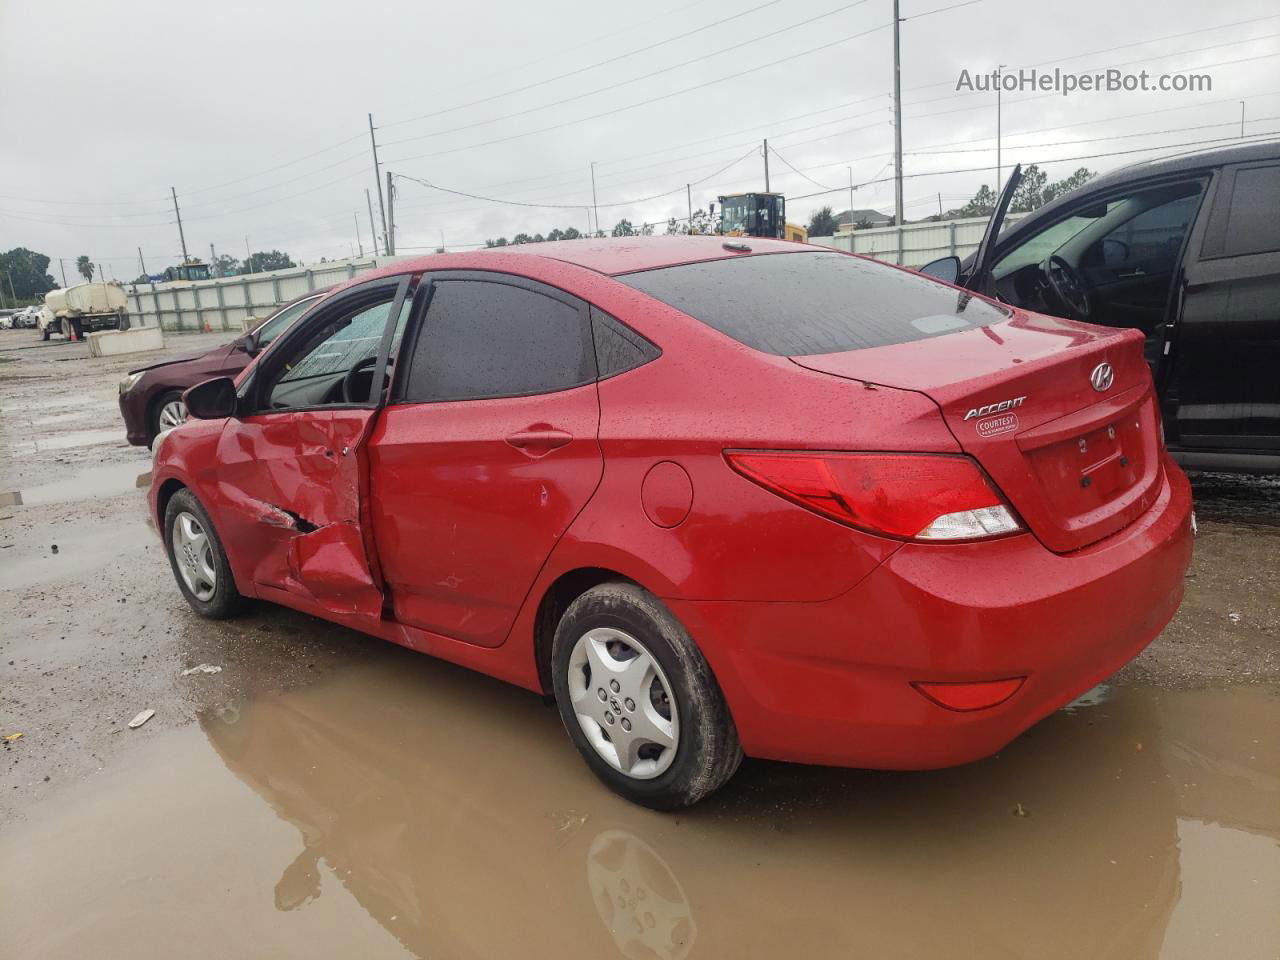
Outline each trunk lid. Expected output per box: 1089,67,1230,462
792,310,1164,553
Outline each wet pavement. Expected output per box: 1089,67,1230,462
1,327,1278,958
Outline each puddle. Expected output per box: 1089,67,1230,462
0,520,156,590
2,658,1276,959
14,427,127,453
1189,471,1280,527
0,462,150,507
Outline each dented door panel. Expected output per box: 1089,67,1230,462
213,409,383,616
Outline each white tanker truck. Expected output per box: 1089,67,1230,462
38,283,129,341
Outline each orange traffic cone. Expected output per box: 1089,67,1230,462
202,320,212,333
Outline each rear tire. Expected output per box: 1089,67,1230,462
163,488,245,620
41,325,50,341
551,581,742,809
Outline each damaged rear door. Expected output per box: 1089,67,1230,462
213,275,413,618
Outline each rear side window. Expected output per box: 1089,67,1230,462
403,279,594,402
617,251,1008,356
591,307,660,378
1221,164,1280,257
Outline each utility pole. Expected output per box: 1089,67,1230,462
385,170,396,255
59,259,68,287
996,63,1008,190
171,187,189,264
763,139,770,193
369,113,388,254
365,190,378,259
892,0,903,227
245,236,252,274
5,270,15,306
686,184,693,227
589,162,599,236
354,212,363,257
847,166,855,236
1240,100,1246,137
210,243,217,274
137,247,148,278
97,263,105,283
937,192,943,217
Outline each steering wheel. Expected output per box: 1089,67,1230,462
341,355,392,403
1040,254,1092,319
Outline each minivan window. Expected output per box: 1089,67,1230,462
404,280,593,401
617,251,1008,356
1222,164,1280,257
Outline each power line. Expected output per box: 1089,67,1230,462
382,0,790,130
381,0,877,150
392,145,761,214
768,144,839,191
384,25,894,166
904,11,1280,93
782,130,1280,203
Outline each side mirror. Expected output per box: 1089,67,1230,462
240,334,260,357
919,255,961,284
184,377,239,420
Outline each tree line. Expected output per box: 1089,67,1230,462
804,165,1096,236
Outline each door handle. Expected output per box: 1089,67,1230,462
505,425,573,457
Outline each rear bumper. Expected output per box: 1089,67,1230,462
668,458,1193,769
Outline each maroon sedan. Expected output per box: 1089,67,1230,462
118,290,327,446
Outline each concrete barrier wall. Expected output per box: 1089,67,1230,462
87,326,166,357
125,256,413,332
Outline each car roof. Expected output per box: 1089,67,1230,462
394,235,809,277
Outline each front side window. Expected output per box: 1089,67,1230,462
254,296,318,350
264,289,408,409
403,280,593,402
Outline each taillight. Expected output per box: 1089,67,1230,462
725,451,1022,541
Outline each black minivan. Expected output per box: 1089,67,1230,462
924,141,1280,474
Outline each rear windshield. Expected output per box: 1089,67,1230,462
617,251,1009,356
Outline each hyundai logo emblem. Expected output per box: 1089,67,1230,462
1090,362,1114,392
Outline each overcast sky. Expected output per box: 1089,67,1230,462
2,0,1277,277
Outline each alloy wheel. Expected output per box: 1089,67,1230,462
158,399,187,430
567,627,679,779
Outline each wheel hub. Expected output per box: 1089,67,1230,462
567,627,679,780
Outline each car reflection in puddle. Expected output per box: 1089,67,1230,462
185,655,1280,960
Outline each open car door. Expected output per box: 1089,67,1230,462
920,164,1023,293
212,276,412,621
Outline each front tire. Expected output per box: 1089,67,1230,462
551,581,742,809
164,488,244,619
152,390,188,437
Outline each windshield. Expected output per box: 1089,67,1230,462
992,208,1114,278
253,296,320,348
618,251,1009,356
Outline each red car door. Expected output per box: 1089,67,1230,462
368,274,603,648
213,277,412,620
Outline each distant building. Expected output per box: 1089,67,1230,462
835,208,893,233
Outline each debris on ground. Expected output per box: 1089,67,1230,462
180,663,223,676
3,732,23,743
1228,612,1242,623
127,709,156,729
1012,803,1030,818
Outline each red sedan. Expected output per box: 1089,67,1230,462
148,236,1193,808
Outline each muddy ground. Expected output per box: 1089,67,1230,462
1,326,1277,958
